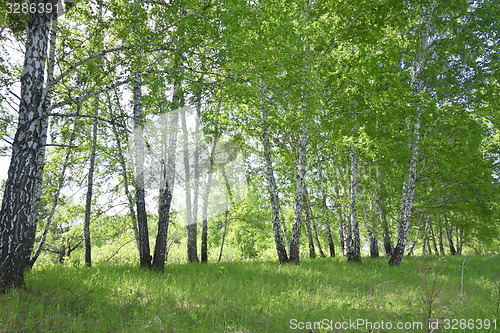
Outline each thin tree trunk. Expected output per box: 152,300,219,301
28,121,76,268
324,211,335,258
0,3,52,292
438,225,445,255
218,206,229,263
25,11,58,267
457,227,463,255
218,165,234,263
455,224,463,255
200,101,221,263
152,109,178,271
388,102,422,265
280,207,291,255
317,161,335,257
289,124,308,265
201,137,217,263
152,164,173,270
306,189,324,257
378,169,392,257
339,220,346,256
108,91,140,254
347,143,361,263
181,107,199,263
133,75,152,268
110,116,140,255
344,170,353,257
83,96,100,267
388,7,432,267
381,209,393,257
304,199,316,259
444,216,456,255
260,96,288,264
311,216,324,257
422,220,429,256
359,184,379,258
192,91,202,260
370,182,380,258
407,217,423,256
430,222,439,254
333,174,346,256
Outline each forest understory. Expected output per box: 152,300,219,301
1,2,499,328
1,255,499,333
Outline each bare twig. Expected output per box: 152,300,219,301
104,239,136,263
431,272,500,333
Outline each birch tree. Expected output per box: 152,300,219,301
132,75,152,268
0,0,54,292
83,96,100,267
260,94,289,264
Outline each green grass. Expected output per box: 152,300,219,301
1,255,499,332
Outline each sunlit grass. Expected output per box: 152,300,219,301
1,255,498,332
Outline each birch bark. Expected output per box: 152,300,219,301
359,184,379,258
388,7,432,266
201,137,217,262
333,173,346,256
289,124,308,264
152,110,178,270
317,161,335,257
25,10,58,266
0,3,53,291
305,188,324,257
182,107,199,262
304,199,316,259
133,76,152,268
260,98,288,263
83,96,100,267
346,144,361,263
191,92,202,260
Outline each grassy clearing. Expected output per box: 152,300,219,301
1,255,498,332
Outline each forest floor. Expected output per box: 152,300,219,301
0,255,498,332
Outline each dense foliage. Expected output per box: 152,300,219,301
0,0,499,290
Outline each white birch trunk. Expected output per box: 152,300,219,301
133,76,152,268
152,110,178,270
260,98,288,263
25,11,58,266
388,7,432,266
182,107,199,262
192,92,202,258
333,169,347,256
83,96,99,267
347,143,361,263
289,124,308,264
317,161,335,257
0,3,53,291
201,136,217,262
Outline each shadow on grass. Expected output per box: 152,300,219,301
0,254,498,332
